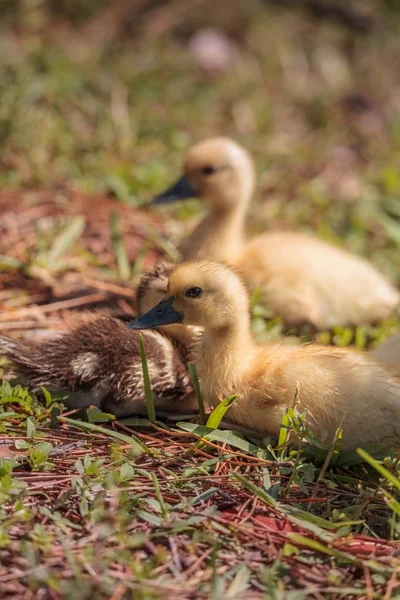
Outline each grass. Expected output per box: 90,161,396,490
1,0,400,597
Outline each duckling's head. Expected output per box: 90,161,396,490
152,138,255,214
136,262,174,315
130,260,250,331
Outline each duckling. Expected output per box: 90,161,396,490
129,260,400,451
152,138,399,328
370,334,400,378
0,266,198,417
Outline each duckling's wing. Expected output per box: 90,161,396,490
279,345,400,450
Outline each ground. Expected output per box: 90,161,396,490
0,1,400,598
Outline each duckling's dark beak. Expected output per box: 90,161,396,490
128,297,183,329
151,175,195,205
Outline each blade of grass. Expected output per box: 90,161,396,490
47,216,86,264
150,472,168,521
357,448,400,492
131,241,151,279
287,533,358,564
176,422,262,454
188,362,206,425
110,210,131,280
0,255,23,270
139,334,156,424
278,409,290,449
234,473,279,508
59,416,149,455
206,395,236,429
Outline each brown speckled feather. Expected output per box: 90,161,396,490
0,315,196,417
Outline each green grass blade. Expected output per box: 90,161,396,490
151,472,168,520
188,362,206,425
47,216,86,264
110,210,131,280
0,255,23,270
59,416,148,455
206,395,236,429
381,489,400,518
287,533,358,564
234,473,279,508
278,409,290,448
357,448,400,492
139,334,156,424
176,422,262,454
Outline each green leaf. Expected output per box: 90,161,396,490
26,416,36,438
0,255,23,270
206,395,236,429
193,487,219,506
47,216,86,264
0,412,19,420
41,387,53,408
287,533,358,564
59,416,148,456
226,565,250,598
139,334,156,424
283,542,300,557
262,466,271,490
106,173,131,202
188,362,206,425
119,462,134,482
87,406,115,423
278,409,290,448
137,510,162,527
176,422,261,454
234,473,279,508
151,472,168,520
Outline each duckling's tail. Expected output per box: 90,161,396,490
0,334,46,381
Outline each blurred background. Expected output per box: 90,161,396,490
0,0,399,342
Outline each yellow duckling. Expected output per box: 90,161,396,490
0,264,198,417
152,138,399,328
370,334,400,378
130,260,400,451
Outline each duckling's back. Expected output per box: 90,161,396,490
238,232,399,328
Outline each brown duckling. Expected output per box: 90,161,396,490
0,265,198,417
130,260,400,451
152,138,399,329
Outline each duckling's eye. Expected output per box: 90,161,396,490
185,287,203,299
201,165,216,176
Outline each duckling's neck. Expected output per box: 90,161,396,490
180,205,247,263
196,319,256,405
